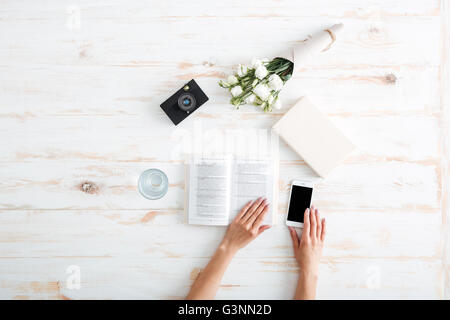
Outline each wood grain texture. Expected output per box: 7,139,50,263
0,0,448,299
440,0,450,300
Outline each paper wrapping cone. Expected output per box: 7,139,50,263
278,23,344,75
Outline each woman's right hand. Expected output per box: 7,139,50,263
288,206,326,277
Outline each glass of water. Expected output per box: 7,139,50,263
138,168,169,200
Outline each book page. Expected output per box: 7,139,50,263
230,159,274,225
187,158,231,225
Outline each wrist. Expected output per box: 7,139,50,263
299,269,319,281
296,271,318,300
218,240,238,257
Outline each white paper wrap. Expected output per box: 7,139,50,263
278,23,343,75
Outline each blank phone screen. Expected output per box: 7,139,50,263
287,185,313,223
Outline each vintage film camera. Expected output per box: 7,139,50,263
160,79,209,125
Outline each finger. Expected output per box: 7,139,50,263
235,200,253,221
258,225,271,235
320,218,326,242
310,206,317,238
288,226,299,249
316,209,322,240
242,197,264,222
303,208,310,237
247,199,267,225
252,204,269,229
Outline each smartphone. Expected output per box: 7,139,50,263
286,180,314,228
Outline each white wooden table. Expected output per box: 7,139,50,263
0,0,449,299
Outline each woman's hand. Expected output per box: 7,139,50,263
187,197,270,299
289,206,325,300
289,206,325,276
220,197,271,255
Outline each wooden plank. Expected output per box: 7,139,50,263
0,11,441,67
0,65,439,116
0,0,440,20
0,114,440,162
0,160,439,211
440,0,450,299
281,161,440,210
0,256,441,299
0,209,441,260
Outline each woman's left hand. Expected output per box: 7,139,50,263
220,197,271,254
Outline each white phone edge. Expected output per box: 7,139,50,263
285,180,314,228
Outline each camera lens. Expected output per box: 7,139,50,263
183,98,191,106
178,93,196,112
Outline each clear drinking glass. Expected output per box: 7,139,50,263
138,168,169,200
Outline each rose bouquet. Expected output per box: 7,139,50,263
219,24,343,112
219,58,292,112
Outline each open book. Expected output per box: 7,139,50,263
185,158,278,226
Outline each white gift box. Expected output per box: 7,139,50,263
272,96,355,178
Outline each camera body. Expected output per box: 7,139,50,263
160,79,209,125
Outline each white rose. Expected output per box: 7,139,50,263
227,75,238,85
230,85,243,97
273,99,282,110
253,84,271,101
255,65,268,80
251,58,262,68
237,64,248,77
245,94,256,104
267,94,275,104
268,74,283,91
